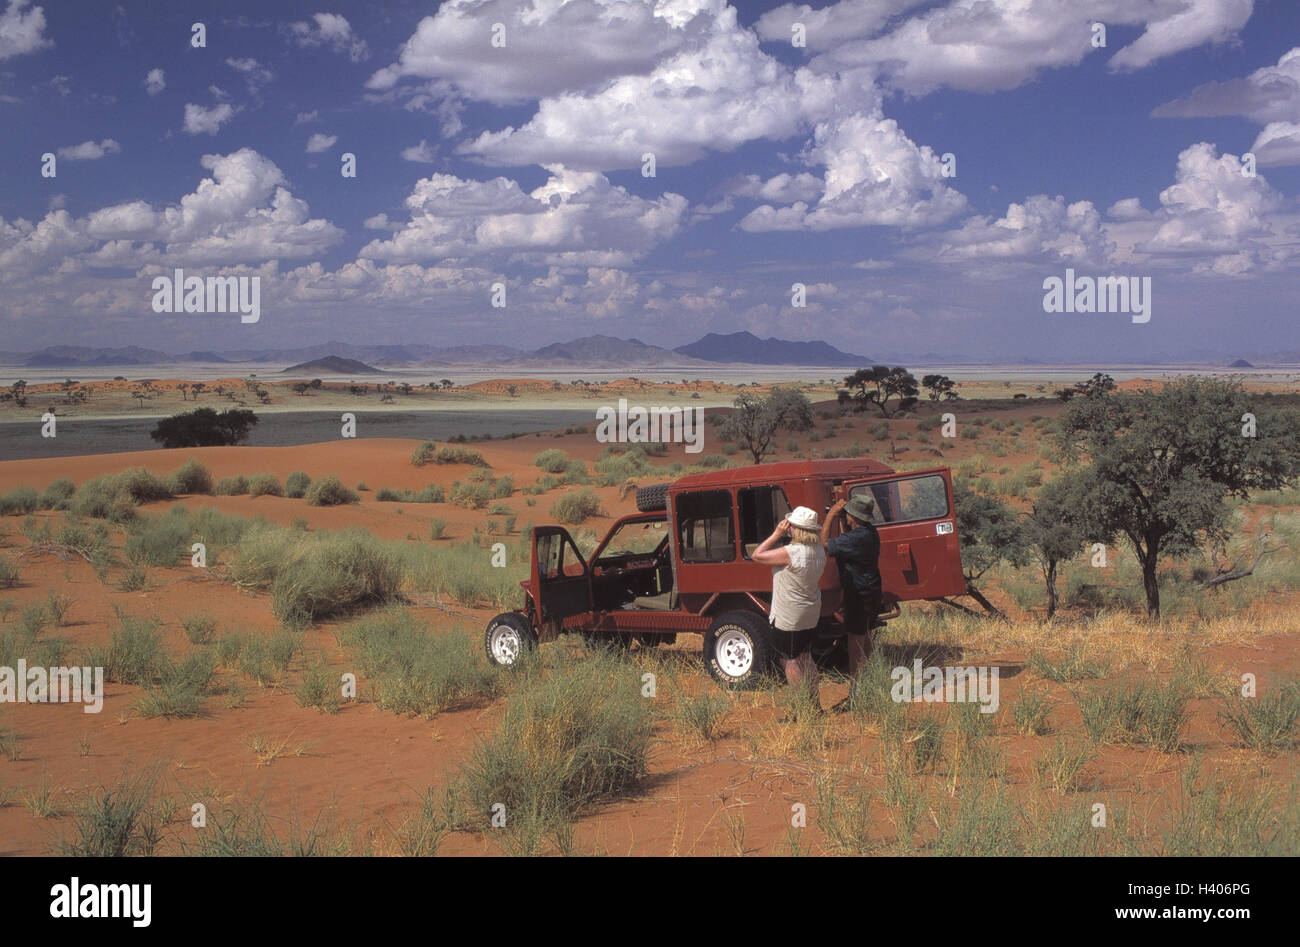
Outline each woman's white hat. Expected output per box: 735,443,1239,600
787,506,819,529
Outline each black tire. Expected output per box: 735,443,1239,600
703,611,771,689
484,612,537,668
635,482,671,513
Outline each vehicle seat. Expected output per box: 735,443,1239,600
630,590,678,610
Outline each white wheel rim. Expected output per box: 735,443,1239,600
715,628,754,677
490,625,521,665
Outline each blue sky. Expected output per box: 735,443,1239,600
2,0,1299,362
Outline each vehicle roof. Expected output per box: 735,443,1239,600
670,457,895,491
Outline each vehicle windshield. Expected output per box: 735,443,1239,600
600,519,668,558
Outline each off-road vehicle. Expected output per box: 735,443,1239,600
484,458,966,687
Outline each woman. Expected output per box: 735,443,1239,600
752,506,827,707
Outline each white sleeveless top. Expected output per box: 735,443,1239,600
770,543,826,632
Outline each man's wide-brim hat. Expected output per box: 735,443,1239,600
845,495,876,523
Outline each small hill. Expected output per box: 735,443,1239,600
281,355,381,376
1228,358,1254,368
675,331,868,366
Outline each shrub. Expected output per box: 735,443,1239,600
284,471,311,498
305,474,359,507
0,487,39,515
38,479,76,510
232,526,401,626
294,663,341,713
337,610,498,716
56,770,162,856
551,489,603,525
167,459,213,495
247,473,284,498
411,442,488,468
0,556,17,588
182,614,218,645
1218,682,1299,753
533,449,570,473
124,510,192,566
214,475,249,496
239,630,301,686
90,618,168,686
461,651,652,848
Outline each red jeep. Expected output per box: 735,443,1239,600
483,459,966,687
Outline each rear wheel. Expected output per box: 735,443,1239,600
703,611,770,689
484,612,537,668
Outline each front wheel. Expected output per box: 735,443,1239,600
484,612,537,668
703,611,771,689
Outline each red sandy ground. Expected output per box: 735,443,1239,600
0,405,1296,856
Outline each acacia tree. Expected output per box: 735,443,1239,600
1056,377,1300,619
720,387,815,463
844,366,919,417
952,478,1032,616
1023,474,1095,618
922,374,959,401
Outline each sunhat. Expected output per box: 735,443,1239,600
787,506,819,529
844,495,876,523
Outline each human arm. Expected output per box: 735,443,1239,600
822,499,846,548
751,518,792,566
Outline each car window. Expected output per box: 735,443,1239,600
739,485,792,558
849,474,949,525
537,531,584,579
599,519,668,558
676,489,734,563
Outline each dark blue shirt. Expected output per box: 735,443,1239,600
826,523,882,607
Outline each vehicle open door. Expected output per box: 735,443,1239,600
838,467,966,602
531,526,593,630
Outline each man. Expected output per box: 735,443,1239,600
822,494,882,705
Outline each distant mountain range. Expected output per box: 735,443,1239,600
0,333,870,370
3,336,1295,371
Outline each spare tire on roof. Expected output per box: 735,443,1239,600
635,482,671,513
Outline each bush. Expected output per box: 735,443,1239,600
411,442,488,468
56,771,162,856
304,475,359,507
551,489,604,525
461,651,652,849
214,475,249,496
232,525,402,626
533,449,570,473
38,479,76,510
247,473,284,498
294,663,341,714
239,630,301,686
167,459,213,495
284,471,311,499
124,510,192,566
337,610,498,716
182,614,218,645
0,555,17,588
0,487,39,515
90,618,168,686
